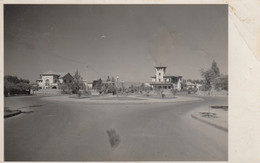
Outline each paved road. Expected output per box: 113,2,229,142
4,96,228,161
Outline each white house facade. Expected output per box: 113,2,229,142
36,71,74,89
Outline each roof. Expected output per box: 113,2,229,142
150,82,177,85
186,82,196,85
40,71,73,79
103,81,114,84
164,74,182,77
41,70,59,75
155,66,167,69
58,72,70,78
151,75,182,78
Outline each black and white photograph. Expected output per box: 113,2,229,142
4,4,229,161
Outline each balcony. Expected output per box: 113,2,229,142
150,82,176,85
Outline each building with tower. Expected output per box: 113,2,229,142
36,70,74,89
150,66,182,90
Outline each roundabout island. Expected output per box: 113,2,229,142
41,94,203,104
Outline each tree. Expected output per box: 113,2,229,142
214,74,228,91
201,60,221,91
107,76,111,82
59,83,72,94
71,69,86,97
4,79,14,96
171,88,177,97
4,75,31,96
107,84,117,94
121,82,126,93
211,60,220,77
129,84,135,93
5,75,19,84
140,83,145,93
111,77,115,85
181,79,187,90
93,78,103,91
30,83,39,92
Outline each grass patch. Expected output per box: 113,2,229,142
211,106,228,111
143,96,177,100
29,104,43,108
93,97,144,101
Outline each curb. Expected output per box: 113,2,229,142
191,114,228,132
4,110,22,118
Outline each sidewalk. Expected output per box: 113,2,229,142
4,108,22,118
4,96,45,118
191,105,228,132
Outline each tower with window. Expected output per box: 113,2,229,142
155,66,166,82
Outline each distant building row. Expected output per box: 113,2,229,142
36,67,200,90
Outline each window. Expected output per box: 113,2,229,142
159,73,161,76
69,80,72,83
159,79,161,82
45,79,50,86
64,80,66,83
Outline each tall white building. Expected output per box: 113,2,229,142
150,66,182,90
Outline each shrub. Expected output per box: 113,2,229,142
59,83,72,94
82,90,92,96
171,89,177,97
161,94,165,98
77,91,82,98
4,75,31,96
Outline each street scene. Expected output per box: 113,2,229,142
4,5,228,161
5,95,227,161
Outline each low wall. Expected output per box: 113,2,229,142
33,89,62,95
196,90,228,96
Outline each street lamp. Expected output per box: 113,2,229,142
116,76,119,97
121,80,125,94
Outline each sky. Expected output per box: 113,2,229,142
4,5,228,83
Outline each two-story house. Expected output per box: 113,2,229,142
36,70,74,89
150,66,182,90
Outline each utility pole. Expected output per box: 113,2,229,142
121,80,124,94
116,76,119,98
86,66,89,90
